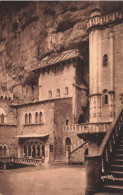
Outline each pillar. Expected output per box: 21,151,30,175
108,27,115,119
85,156,101,195
89,26,102,123
45,144,50,163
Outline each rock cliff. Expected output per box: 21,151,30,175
0,1,122,100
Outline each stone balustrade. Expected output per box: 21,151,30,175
71,139,85,152
87,11,122,31
63,122,111,134
0,157,42,169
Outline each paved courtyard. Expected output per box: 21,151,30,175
0,164,86,195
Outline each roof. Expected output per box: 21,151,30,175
33,49,83,71
14,134,49,138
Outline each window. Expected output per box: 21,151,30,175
103,54,108,66
65,87,69,95
103,89,108,105
105,94,108,104
0,146,2,156
3,146,6,156
29,113,32,124
66,119,69,125
5,96,7,100
42,145,45,156
48,90,52,98
50,145,53,152
66,137,71,146
1,96,3,100
54,65,63,75
39,112,43,123
1,114,4,124
56,89,60,97
35,112,38,123
9,97,11,101
25,114,28,124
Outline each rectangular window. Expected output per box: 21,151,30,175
50,145,53,152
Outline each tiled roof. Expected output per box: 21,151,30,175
33,49,83,71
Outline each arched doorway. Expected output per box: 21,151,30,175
65,137,71,154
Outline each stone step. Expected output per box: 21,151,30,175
103,184,123,194
107,170,123,178
117,145,123,149
113,154,123,159
102,177,123,186
112,159,123,165
115,148,123,153
109,164,123,171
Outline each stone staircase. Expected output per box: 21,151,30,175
95,125,123,194
51,155,66,165
52,139,87,165
100,130,123,194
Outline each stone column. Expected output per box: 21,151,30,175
89,29,102,123
45,144,50,163
26,145,28,157
85,156,101,195
108,28,115,119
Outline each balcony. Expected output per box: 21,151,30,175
63,122,111,134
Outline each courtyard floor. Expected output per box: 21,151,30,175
0,164,86,195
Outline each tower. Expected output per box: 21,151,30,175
87,7,123,123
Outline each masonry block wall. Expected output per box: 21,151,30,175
0,100,17,156
14,101,55,161
54,98,72,158
39,61,75,101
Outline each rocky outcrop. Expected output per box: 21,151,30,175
0,1,122,100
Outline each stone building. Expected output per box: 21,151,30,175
0,49,89,164
0,4,123,166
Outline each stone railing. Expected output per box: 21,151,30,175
85,106,123,195
71,139,85,153
0,157,42,169
87,11,122,31
63,122,111,134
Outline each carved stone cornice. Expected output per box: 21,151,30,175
87,11,122,33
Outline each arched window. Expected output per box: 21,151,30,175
24,145,27,157
0,146,2,156
28,145,31,156
66,137,71,146
65,87,69,95
42,145,45,157
37,145,40,157
25,114,28,124
35,112,38,123
66,119,69,125
56,89,60,97
39,112,43,123
105,94,108,104
9,97,11,101
48,90,52,98
1,114,4,124
103,54,108,66
5,96,7,100
29,113,32,124
3,146,6,156
103,89,108,105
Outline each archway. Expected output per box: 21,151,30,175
65,137,71,154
